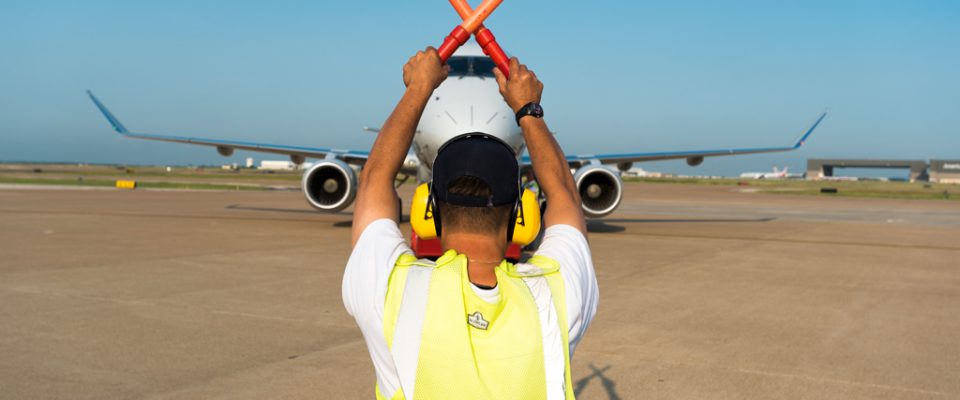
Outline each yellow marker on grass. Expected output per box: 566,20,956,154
115,180,137,189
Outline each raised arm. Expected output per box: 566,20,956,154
351,48,449,247
493,58,587,236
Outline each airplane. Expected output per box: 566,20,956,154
88,42,827,256
740,166,803,180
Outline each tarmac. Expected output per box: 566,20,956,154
1,183,958,399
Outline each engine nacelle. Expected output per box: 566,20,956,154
301,160,357,212
573,165,623,218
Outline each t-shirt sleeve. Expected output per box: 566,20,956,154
342,219,412,326
533,224,599,356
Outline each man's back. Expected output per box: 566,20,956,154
343,219,598,399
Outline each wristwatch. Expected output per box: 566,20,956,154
515,102,544,126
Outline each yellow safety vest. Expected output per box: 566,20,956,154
377,250,575,400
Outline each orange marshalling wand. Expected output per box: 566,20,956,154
447,0,511,77
436,0,505,66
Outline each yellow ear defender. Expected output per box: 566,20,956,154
410,183,439,240
410,183,541,247
507,188,542,246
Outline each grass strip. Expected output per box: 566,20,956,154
0,176,267,191
625,177,958,201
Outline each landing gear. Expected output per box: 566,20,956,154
397,197,403,223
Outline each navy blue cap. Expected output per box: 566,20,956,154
432,133,520,207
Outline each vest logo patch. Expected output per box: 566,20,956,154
467,312,489,330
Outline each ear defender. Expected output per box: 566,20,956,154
410,183,440,240
411,184,541,246
508,189,542,246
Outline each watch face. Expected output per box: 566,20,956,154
516,103,544,125
532,104,543,115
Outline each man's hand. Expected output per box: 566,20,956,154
493,57,543,112
403,47,450,92
495,57,586,235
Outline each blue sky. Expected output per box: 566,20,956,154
1,0,957,176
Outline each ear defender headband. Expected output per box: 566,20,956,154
410,135,541,247
411,183,541,246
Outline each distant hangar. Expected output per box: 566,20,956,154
930,160,960,184
807,159,960,183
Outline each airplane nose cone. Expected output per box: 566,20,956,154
417,77,522,169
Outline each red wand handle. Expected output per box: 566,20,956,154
437,25,471,62
474,28,509,78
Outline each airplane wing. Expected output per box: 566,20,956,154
87,90,372,167
522,111,828,168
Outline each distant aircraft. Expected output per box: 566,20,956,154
740,166,802,180
88,42,827,254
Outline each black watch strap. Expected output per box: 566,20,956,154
515,102,544,126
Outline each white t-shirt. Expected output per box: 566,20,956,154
342,219,599,397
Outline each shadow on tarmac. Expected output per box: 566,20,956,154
224,205,411,226
226,204,770,233
587,217,776,233
226,204,329,215
225,204,364,226
574,364,621,400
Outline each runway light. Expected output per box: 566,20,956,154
115,180,137,190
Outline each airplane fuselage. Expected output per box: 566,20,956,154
413,43,524,180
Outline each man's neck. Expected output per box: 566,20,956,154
441,232,506,288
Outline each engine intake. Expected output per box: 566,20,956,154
301,160,357,212
573,165,623,218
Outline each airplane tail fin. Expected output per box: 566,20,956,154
86,90,129,134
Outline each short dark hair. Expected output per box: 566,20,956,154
438,175,512,235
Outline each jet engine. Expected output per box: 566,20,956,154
301,160,357,212
573,164,623,218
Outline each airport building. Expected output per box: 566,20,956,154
930,160,960,184
806,159,930,182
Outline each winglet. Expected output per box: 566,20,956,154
86,90,129,134
792,109,828,149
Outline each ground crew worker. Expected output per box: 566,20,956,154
343,47,598,399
